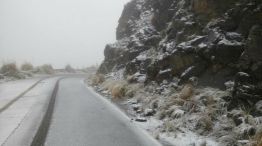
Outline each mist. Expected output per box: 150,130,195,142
0,0,129,69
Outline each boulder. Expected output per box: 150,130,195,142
246,25,262,62
116,0,141,39
218,135,238,146
156,68,173,82
179,63,206,84
255,100,262,116
135,117,147,122
144,108,155,116
227,110,245,126
231,72,262,108
0,74,4,79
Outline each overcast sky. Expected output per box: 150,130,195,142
0,0,129,68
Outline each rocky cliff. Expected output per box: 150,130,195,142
95,0,262,145
99,0,262,107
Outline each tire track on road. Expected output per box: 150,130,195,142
30,77,64,146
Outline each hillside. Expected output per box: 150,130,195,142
95,0,262,145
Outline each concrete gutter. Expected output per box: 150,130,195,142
0,78,47,113
1,77,61,146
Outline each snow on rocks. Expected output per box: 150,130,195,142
224,80,234,90
255,100,262,115
135,116,147,122
136,54,147,61
170,109,185,119
144,108,155,117
88,71,262,146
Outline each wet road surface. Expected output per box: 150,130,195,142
44,77,161,146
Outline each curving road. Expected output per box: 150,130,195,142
41,77,161,146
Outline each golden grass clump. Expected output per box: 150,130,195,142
101,79,136,99
111,82,127,99
196,114,213,131
179,84,194,100
101,79,118,91
252,129,262,146
92,74,105,85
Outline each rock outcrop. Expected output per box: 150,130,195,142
98,0,262,109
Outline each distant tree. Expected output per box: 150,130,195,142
21,62,34,71
0,62,18,76
65,64,75,73
39,64,54,74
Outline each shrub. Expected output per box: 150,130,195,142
164,121,176,132
21,62,34,71
252,128,262,146
65,64,75,73
92,74,105,85
39,64,54,74
125,83,141,98
179,84,194,99
0,63,18,76
171,97,185,106
111,83,127,99
196,114,213,132
101,79,118,91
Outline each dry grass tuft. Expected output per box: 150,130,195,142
101,79,138,99
127,75,135,83
179,84,194,100
92,74,105,85
101,79,118,91
252,129,262,146
164,121,176,132
256,136,262,146
168,94,185,106
125,83,142,98
196,114,213,132
111,82,127,99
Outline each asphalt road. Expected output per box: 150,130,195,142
43,77,161,146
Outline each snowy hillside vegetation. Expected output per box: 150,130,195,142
0,63,55,83
0,63,33,82
92,0,262,145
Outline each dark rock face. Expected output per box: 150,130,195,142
227,72,262,113
246,25,262,61
116,1,141,40
98,0,262,106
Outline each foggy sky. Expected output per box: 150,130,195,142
0,0,129,68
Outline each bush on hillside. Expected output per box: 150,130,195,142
38,64,54,74
92,74,105,85
111,83,127,99
21,62,34,71
65,64,75,73
0,63,18,77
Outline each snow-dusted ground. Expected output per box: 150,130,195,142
0,77,60,146
0,77,47,111
87,71,262,146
